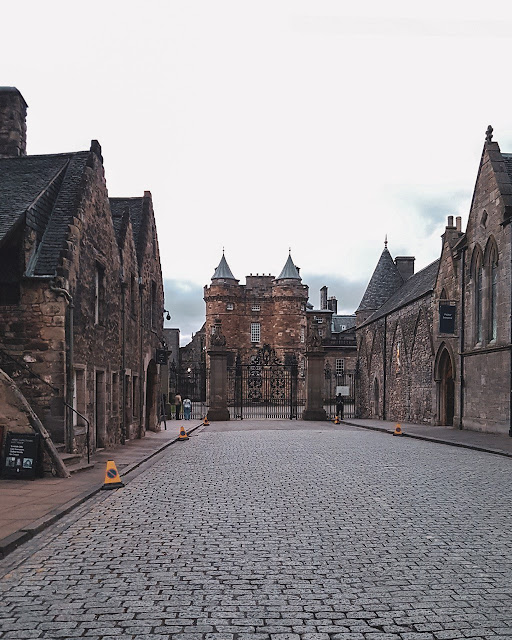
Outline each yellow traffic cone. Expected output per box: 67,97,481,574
178,425,189,441
102,460,124,489
203,416,209,426
393,424,403,436
334,415,340,425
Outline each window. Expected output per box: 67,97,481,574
300,327,305,343
132,375,139,418
150,281,157,328
112,372,119,415
490,256,498,342
252,304,260,312
226,303,234,311
0,234,22,305
336,359,345,375
131,275,137,316
94,263,105,325
251,322,260,343
476,262,483,344
73,368,86,428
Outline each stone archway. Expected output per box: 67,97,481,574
145,360,158,432
437,348,455,426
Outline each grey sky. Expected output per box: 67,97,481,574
4,1,512,344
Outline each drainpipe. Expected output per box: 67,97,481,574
459,247,466,430
50,283,74,453
510,222,512,437
120,274,127,445
383,316,387,420
139,277,144,438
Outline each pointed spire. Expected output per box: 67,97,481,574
356,243,404,313
276,252,301,281
212,251,237,281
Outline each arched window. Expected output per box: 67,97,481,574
471,246,483,345
489,251,498,342
476,261,483,343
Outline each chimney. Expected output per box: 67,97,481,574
327,296,338,314
0,87,28,158
320,286,328,310
395,256,415,281
447,215,454,228
456,216,462,232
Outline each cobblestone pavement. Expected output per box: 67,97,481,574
1,425,512,639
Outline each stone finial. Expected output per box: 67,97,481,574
384,234,388,249
486,125,493,143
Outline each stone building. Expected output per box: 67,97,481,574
0,87,164,469
356,127,512,435
204,252,309,368
200,252,357,416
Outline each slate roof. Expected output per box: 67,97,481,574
332,315,356,333
0,151,89,276
356,246,404,313
360,259,439,327
501,153,512,182
212,253,237,280
110,197,144,252
276,253,301,281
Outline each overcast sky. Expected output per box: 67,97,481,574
4,1,512,344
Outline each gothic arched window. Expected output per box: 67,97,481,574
489,249,498,342
471,246,484,345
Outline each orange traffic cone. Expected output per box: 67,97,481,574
393,424,403,436
203,416,209,426
178,425,189,441
102,460,124,489
334,415,340,425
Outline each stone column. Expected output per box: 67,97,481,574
207,319,230,421
302,324,327,421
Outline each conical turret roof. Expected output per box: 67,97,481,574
212,252,237,281
356,244,404,313
276,252,301,281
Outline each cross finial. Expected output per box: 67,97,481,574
486,125,493,143
384,234,388,249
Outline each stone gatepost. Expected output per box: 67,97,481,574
207,319,230,421
302,324,327,421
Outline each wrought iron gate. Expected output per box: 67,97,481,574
228,346,304,419
168,362,208,420
323,366,357,420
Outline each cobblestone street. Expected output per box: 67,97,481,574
1,423,512,639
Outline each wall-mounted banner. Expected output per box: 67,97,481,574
439,304,456,334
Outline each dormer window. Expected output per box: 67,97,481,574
252,304,260,311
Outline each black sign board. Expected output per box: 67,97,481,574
2,432,40,480
156,348,168,365
439,304,456,334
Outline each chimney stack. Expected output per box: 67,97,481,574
0,87,27,158
320,286,328,310
327,296,338,314
447,215,454,227
456,216,462,232
395,256,415,281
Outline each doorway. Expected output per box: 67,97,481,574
438,349,455,426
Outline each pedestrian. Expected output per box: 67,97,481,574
335,393,344,420
183,397,192,420
174,392,182,420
